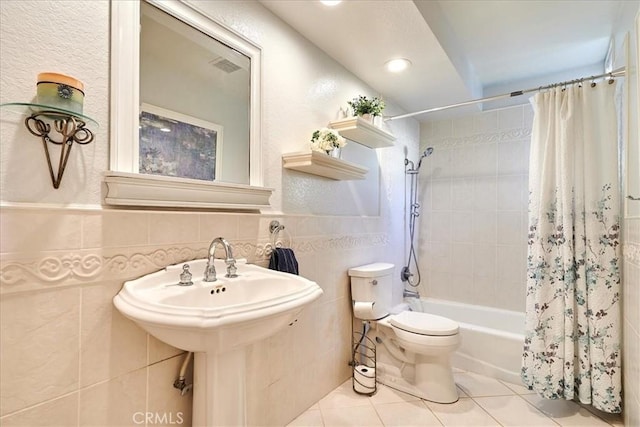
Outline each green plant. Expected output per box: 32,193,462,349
347,95,385,116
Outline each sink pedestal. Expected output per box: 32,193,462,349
193,349,247,426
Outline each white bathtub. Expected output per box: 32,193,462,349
411,298,525,385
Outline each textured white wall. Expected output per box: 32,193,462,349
0,0,110,206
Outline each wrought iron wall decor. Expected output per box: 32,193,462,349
1,102,97,189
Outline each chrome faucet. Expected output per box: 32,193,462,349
203,237,237,282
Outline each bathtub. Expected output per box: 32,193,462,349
409,298,525,385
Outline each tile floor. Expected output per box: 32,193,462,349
287,370,624,427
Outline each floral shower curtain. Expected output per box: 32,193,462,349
522,82,622,413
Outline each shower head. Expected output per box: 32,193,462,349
417,147,434,169
421,147,434,159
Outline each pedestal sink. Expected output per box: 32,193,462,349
113,258,323,426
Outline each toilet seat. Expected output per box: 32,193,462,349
389,311,458,336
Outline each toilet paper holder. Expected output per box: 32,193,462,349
351,328,377,396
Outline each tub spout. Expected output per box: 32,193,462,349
403,289,420,299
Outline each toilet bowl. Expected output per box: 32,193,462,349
349,263,460,403
379,311,460,403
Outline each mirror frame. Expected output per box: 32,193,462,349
104,0,272,210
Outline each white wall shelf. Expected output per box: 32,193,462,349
328,117,395,149
282,151,368,180
103,171,273,210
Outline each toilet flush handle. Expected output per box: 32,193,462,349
371,280,378,285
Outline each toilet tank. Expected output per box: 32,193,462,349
348,263,394,320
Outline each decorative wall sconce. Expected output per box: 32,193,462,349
0,73,97,189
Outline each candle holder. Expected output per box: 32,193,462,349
1,102,97,189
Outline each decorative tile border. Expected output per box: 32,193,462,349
623,243,640,265
427,128,532,149
0,233,388,294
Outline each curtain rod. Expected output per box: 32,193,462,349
386,67,626,121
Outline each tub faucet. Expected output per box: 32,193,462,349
403,289,420,299
203,237,237,282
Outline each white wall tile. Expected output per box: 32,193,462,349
473,244,497,278
498,140,528,175
452,212,473,243
451,243,473,276
473,143,497,176
430,179,452,211
474,110,498,134
82,211,148,249
451,178,475,211
79,368,147,426
147,356,193,427
0,288,80,416
497,175,526,211
473,177,497,211
473,211,497,244
199,214,239,241
430,212,452,243
148,213,199,245
0,393,78,427
497,106,524,130
80,281,148,388
497,212,522,245
1,210,83,253
421,104,531,312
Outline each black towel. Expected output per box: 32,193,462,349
268,248,299,275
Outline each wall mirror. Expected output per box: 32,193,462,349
105,0,272,210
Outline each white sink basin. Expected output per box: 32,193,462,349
114,258,322,353
113,258,322,426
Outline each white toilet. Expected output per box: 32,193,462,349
348,262,460,403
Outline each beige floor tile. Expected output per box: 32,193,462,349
374,401,442,426
318,380,373,410
287,408,324,427
425,397,500,427
473,395,558,426
499,379,536,395
321,405,383,426
368,384,420,405
454,372,515,397
522,395,611,426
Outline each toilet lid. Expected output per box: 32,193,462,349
390,311,459,336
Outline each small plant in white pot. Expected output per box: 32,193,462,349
347,95,385,123
310,128,347,157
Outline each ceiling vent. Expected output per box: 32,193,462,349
209,57,242,74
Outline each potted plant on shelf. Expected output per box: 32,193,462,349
347,95,385,124
310,128,347,158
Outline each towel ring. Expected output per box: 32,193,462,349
269,220,292,250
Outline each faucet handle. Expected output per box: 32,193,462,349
178,264,194,286
203,258,217,282
225,259,238,278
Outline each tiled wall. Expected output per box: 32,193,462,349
0,208,392,426
623,217,640,427
417,104,533,312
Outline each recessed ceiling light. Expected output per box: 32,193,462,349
385,58,412,73
320,1,342,6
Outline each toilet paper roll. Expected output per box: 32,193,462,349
353,364,376,394
353,301,375,319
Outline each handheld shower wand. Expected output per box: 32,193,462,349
402,147,434,286
405,147,434,173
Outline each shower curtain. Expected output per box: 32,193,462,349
522,82,622,413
